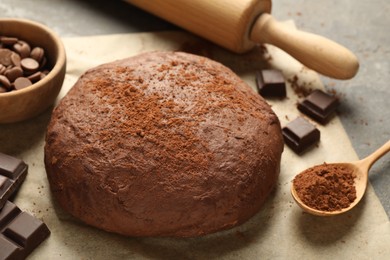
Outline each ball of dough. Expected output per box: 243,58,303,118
44,51,283,237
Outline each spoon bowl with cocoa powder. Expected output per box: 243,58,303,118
291,140,390,216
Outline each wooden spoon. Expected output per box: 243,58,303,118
291,140,390,216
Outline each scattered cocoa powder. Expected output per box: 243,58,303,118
288,75,313,97
293,163,357,212
327,87,346,100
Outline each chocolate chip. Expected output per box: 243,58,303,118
10,52,21,67
40,72,47,80
30,47,44,63
282,117,320,154
0,75,11,90
13,77,32,90
0,64,6,75
21,58,39,73
13,41,31,58
0,36,18,46
39,56,47,70
5,66,23,82
0,49,14,66
27,71,43,83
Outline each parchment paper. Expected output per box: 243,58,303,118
1,23,389,259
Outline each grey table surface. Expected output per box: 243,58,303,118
1,0,389,218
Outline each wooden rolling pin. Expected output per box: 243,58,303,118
126,0,359,79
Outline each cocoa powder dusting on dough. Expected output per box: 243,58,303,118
293,163,357,211
75,53,275,177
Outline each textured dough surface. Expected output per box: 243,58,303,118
44,51,283,237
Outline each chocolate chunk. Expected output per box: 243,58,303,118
256,69,286,98
298,89,339,124
0,153,28,209
0,201,50,259
282,117,320,154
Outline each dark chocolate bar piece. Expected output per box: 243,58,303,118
0,153,28,210
297,89,339,124
256,69,286,98
0,201,50,260
282,117,320,154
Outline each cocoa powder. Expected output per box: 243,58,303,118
288,75,313,98
293,163,357,211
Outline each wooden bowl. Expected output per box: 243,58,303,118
0,18,66,123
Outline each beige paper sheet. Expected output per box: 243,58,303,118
1,24,389,259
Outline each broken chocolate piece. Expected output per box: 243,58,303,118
0,201,50,260
0,153,28,209
297,89,339,124
282,117,320,154
256,69,286,97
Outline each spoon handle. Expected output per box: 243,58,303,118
359,139,390,170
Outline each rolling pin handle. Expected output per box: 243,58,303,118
250,13,359,80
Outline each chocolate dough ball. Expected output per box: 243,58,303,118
44,51,283,237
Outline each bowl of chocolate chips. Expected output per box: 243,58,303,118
0,18,66,123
